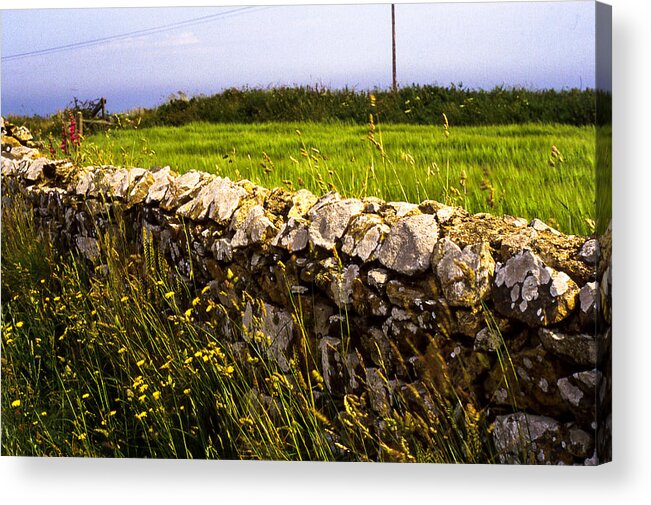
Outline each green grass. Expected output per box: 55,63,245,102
85,121,596,235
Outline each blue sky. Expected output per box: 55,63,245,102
1,1,597,116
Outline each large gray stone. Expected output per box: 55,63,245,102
145,166,175,204
230,205,278,248
432,238,495,307
493,250,579,326
308,196,364,250
160,170,210,210
176,176,247,223
377,214,438,275
22,157,50,182
578,238,599,265
272,217,309,252
341,214,389,262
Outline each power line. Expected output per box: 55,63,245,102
2,6,269,62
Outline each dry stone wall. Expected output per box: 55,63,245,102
1,118,612,464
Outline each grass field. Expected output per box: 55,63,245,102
85,121,596,235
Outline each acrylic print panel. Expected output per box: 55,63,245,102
0,1,611,464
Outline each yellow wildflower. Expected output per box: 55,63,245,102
15,321,24,328
82,393,90,399
183,388,191,395
136,359,146,367
152,391,161,401
120,296,129,303
11,399,21,408
135,411,147,421
164,291,176,299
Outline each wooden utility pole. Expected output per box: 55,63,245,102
391,4,397,92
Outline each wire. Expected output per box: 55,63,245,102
2,6,269,62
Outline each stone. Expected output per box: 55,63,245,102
11,124,34,144
341,214,389,261
455,308,485,337
128,171,155,206
361,327,394,371
288,189,318,218
75,170,96,196
160,170,209,210
529,218,561,235
579,281,598,315
351,279,389,317
578,238,599,265
75,236,100,263
145,166,175,204
432,238,495,307
557,369,602,416
492,412,568,464
365,368,391,416
503,215,529,228
493,250,579,326
3,142,40,160
272,217,309,253
567,426,594,458
262,305,295,373
230,205,278,249
242,301,294,372
474,327,502,352
377,214,438,275
499,228,538,258
1,158,18,177
367,268,390,289
385,201,419,218
308,196,364,250
385,280,427,310
211,238,233,262
177,176,247,223
319,337,344,395
362,196,384,214
485,345,566,416
538,328,598,367
328,264,360,308
103,168,131,198
23,157,49,182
